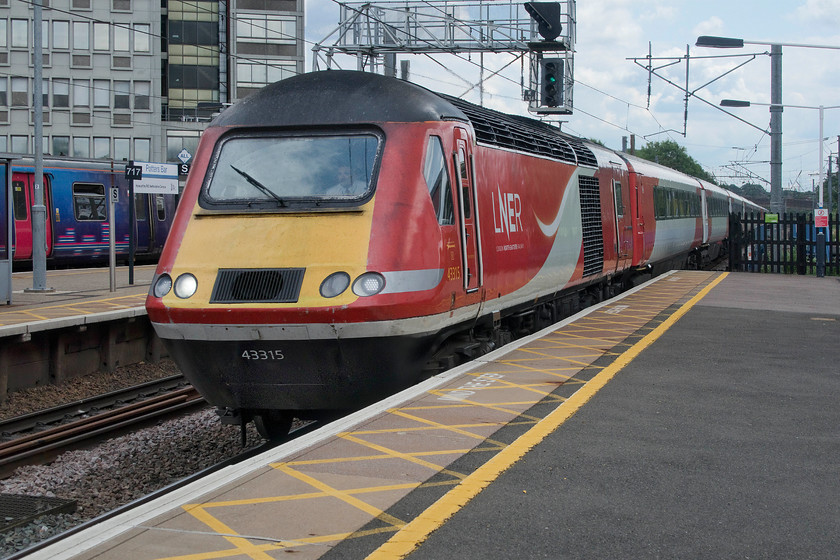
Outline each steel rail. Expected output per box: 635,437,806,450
0,387,205,478
0,375,189,437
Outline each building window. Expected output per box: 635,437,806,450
134,81,150,110
114,80,129,109
0,19,7,49
134,24,150,52
53,21,69,49
93,137,110,158
114,24,129,51
93,79,109,107
73,21,89,50
0,79,6,106
0,137,7,153
166,131,200,162
38,78,49,107
93,22,109,50
73,137,89,158
53,79,69,108
134,138,150,161
237,16,296,44
114,137,129,161
10,135,28,153
11,77,27,106
11,19,27,48
236,61,296,89
53,135,69,156
73,80,89,107
40,20,49,49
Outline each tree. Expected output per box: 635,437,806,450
635,140,716,184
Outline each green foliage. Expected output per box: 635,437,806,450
635,140,716,183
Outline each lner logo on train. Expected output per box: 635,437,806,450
492,187,524,241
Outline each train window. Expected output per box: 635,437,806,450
155,195,166,221
72,183,107,221
457,147,471,219
134,194,148,221
203,130,381,210
423,136,454,225
613,181,624,217
12,181,27,220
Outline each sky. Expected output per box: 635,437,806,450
301,0,840,193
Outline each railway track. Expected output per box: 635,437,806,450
0,377,205,478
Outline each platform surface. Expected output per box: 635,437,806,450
0,265,155,336
20,271,840,560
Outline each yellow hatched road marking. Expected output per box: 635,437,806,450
365,272,728,559
273,463,407,527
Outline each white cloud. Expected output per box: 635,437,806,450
796,0,840,26
693,16,725,38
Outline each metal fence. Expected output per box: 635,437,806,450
728,212,840,275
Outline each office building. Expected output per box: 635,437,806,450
0,0,305,164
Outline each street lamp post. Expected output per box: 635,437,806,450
697,36,840,216
720,99,839,278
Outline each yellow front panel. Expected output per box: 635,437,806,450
163,199,376,309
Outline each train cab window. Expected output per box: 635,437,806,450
203,129,381,210
12,181,27,220
423,136,454,225
72,183,107,221
155,194,166,221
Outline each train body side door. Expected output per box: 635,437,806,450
612,176,632,271
134,193,152,253
151,194,172,251
11,172,53,260
454,131,482,296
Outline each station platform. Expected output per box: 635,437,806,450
1,265,156,336
22,271,840,559
0,265,160,396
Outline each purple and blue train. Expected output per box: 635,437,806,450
5,157,178,265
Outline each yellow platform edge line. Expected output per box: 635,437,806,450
365,272,728,560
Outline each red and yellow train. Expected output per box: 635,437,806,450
145,70,762,437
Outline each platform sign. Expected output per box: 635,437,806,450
815,208,828,228
132,161,179,195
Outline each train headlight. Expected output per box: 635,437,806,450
152,274,172,298
352,272,386,297
174,273,198,299
320,272,351,298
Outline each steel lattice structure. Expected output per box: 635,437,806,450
312,1,576,115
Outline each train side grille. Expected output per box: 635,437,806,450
210,268,305,303
579,176,604,277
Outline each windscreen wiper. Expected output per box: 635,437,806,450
230,164,287,207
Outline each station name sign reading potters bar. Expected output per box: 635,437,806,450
130,161,179,195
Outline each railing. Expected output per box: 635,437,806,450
728,212,840,275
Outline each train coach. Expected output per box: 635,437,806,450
145,70,762,438
7,157,178,265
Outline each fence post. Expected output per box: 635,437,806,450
729,213,739,271
796,214,807,275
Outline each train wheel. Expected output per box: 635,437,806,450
254,411,293,441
